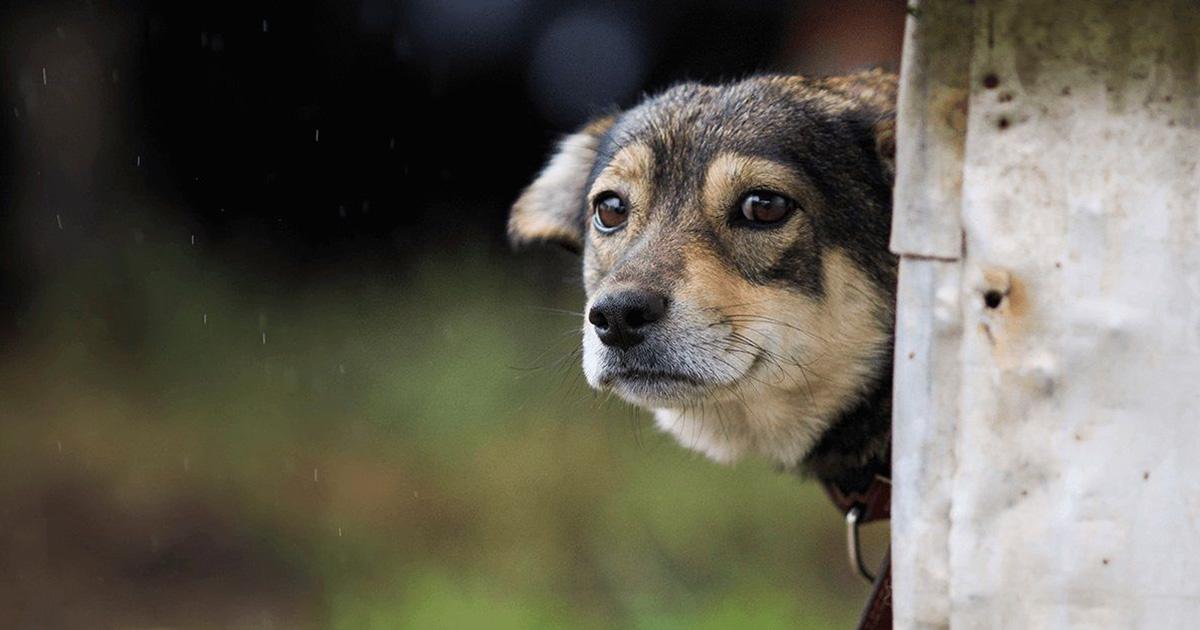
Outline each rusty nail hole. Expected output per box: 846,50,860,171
1143,471,1150,480
983,290,1004,309
982,73,1000,89
997,117,1011,130
1102,558,1110,565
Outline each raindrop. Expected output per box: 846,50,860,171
338,363,345,375
262,331,267,345
42,67,47,85
314,128,320,142
190,234,196,245
183,456,191,472
262,19,269,33
338,205,346,219
203,313,208,325
136,155,141,167
201,32,208,47
313,468,319,482
337,527,343,537
56,214,63,230
388,137,396,150
56,441,62,453
13,107,19,119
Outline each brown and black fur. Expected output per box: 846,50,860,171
510,70,898,494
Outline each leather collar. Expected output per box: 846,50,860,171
823,475,892,630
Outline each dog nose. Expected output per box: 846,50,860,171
588,290,668,350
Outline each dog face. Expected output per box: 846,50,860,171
510,72,898,470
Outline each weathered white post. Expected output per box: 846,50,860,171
892,1,1200,627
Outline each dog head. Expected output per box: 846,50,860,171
510,71,898,475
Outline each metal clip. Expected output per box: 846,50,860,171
846,504,876,584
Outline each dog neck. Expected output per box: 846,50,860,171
799,353,892,493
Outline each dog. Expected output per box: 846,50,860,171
509,70,897,493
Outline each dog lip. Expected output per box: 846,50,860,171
602,368,704,386
599,347,766,391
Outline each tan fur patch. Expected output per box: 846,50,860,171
587,143,655,218
656,248,892,466
583,143,657,290
700,153,809,218
698,152,823,270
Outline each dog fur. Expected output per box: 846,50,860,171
510,70,898,492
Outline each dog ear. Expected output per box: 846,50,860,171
823,70,897,181
509,115,616,252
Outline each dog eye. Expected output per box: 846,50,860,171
737,191,795,226
593,192,628,233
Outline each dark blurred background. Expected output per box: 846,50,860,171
0,1,904,627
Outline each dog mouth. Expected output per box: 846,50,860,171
582,319,771,406
602,368,705,387
601,369,711,403
597,351,764,405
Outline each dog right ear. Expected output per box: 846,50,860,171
508,115,616,253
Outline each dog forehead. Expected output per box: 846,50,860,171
585,77,844,202
604,78,812,160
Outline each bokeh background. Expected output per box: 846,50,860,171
0,1,904,627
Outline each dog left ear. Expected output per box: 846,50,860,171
509,115,616,253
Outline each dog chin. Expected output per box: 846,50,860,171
603,371,715,407
581,334,758,408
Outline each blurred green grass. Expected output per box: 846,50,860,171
0,233,878,628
